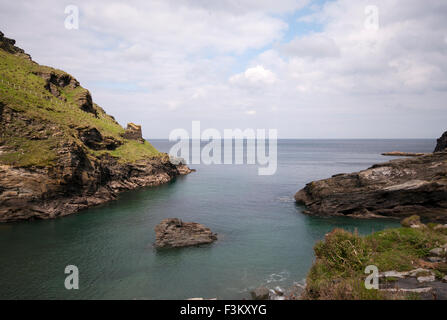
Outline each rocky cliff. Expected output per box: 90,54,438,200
295,151,447,222
435,131,447,152
0,32,192,222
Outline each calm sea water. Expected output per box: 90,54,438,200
0,139,435,299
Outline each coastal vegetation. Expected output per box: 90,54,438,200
303,217,447,300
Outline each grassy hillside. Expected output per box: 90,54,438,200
0,44,159,167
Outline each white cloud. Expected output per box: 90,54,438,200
281,34,340,58
229,65,277,86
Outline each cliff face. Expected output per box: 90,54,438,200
0,32,191,222
295,152,447,222
435,131,447,152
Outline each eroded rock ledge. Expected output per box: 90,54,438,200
154,218,217,248
295,152,447,222
0,154,193,222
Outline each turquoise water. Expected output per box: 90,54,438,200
0,139,435,299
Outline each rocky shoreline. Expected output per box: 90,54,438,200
295,139,447,222
0,155,193,222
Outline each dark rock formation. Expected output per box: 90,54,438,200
382,151,426,157
295,152,447,222
251,287,270,300
0,151,190,222
122,123,143,141
77,127,122,150
154,218,217,248
76,90,97,116
435,131,447,152
34,71,80,101
0,31,32,60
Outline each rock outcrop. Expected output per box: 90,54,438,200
251,287,270,300
382,151,426,157
0,154,187,222
122,123,143,142
0,31,32,60
154,218,217,248
295,152,447,222
435,131,447,152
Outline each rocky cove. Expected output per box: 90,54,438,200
2,31,447,301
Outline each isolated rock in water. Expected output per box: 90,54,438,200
435,131,447,152
154,218,217,248
251,287,270,300
295,152,447,222
382,151,426,157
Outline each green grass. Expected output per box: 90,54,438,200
94,140,161,162
0,47,161,166
0,137,58,167
303,225,447,300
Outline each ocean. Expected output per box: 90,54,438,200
0,139,435,299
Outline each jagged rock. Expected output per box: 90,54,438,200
251,287,270,300
379,271,409,279
435,131,447,152
0,31,32,60
427,257,444,263
34,71,80,89
76,90,97,116
154,218,217,248
169,156,186,165
295,152,447,222
417,275,436,283
429,248,445,256
122,123,143,141
381,287,433,294
77,127,122,150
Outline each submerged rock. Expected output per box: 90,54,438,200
154,218,217,248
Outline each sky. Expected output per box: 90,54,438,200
0,0,446,139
